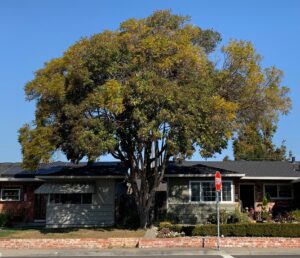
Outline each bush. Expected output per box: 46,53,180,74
0,213,11,227
119,210,140,229
159,221,173,229
290,209,300,222
228,209,249,224
207,209,229,224
159,223,300,237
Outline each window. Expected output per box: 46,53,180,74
222,182,232,201
1,188,21,201
191,182,201,202
202,182,216,202
190,181,233,203
264,184,292,199
50,193,92,204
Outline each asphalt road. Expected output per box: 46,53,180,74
3,255,300,258
235,256,300,258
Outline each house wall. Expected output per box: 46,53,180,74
0,182,42,222
167,177,238,224
237,180,294,212
46,179,115,228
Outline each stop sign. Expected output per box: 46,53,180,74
215,171,222,192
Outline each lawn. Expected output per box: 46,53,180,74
0,228,146,239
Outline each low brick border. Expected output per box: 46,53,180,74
0,237,300,249
0,238,139,249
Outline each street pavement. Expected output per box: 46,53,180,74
0,248,299,257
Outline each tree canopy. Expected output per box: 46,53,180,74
233,122,289,161
19,10,291,227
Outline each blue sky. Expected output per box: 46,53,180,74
0,0,299,162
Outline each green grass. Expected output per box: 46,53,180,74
0,229,18,238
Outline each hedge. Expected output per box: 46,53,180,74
159,222,300,237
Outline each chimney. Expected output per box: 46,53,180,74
292,156,296,163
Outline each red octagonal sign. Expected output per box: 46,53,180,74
215,171,222,192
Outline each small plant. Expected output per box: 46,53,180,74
207,209,229,224
228,208,249,224
290,209,300,222
261,211,272,222
157,227,185,238
159,221,173,229
262,194,269,210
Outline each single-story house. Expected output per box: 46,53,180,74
0,160,300,227
0,162,127,228
165,161,300,223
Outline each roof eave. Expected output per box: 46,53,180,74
164,173,245,178
0,178,42,182
241,176,300,180
36,175,126,180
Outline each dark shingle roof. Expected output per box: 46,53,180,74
166,161,300,178
166,161,243,176
37,162,127,177
0,163,35,178
1,160,300,179
0,161,127,178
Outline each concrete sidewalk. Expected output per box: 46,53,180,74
0,247,300,257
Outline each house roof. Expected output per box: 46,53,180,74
165,161,300,179
0,163,36,178
165,161,245,177
0,161,127,179
1,160,300,180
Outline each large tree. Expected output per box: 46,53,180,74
233,122,288,161
19,10,291,227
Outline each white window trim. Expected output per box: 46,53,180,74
189,180,234,204
0,188,21,201
263,183,293,200
48,193,93,205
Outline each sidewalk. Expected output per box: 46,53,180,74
1,247,300,257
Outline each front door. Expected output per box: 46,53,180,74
34,194,47,220
240,185,255,211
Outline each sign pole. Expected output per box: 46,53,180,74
216,190,220,251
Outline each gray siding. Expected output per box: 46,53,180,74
46,180,115,228
167,178,237,224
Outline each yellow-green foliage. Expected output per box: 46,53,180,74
20,10,290,169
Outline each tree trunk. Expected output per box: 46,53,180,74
138,206,150,229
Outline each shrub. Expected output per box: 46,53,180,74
207,209,229,224
159,221,173,229
0,212,11,227
290,209,300,222
119,210,140,229
159,223,300,237
228,209,249,224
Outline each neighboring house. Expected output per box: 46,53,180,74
165,161,300,223
0,163,42,222
0,162,127,228
0,160,300,227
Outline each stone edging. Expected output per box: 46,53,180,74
0,237,300,249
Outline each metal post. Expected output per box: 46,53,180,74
216,191,220,250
